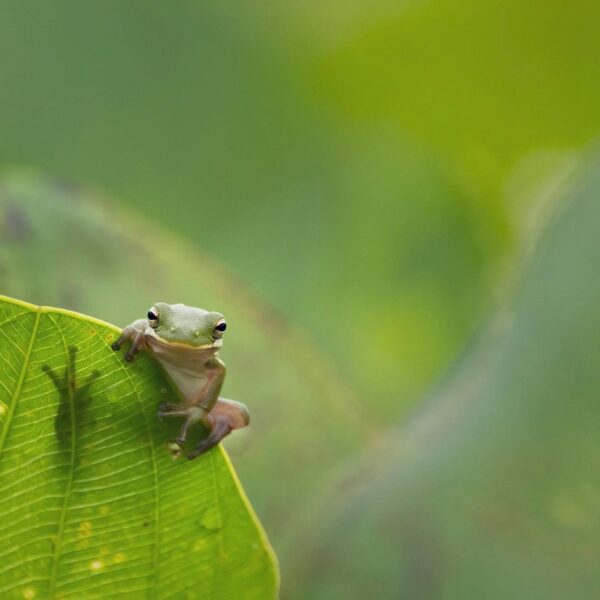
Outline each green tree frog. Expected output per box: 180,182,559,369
111,302,249,460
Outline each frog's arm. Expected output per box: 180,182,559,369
111,318,147,361
195,356,226,411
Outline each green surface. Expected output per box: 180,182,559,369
1,2,600,596
0,295,277,599
287,156,600,598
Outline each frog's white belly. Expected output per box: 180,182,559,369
146,337,215,402
160,362,209,400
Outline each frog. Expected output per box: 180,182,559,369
111,302,249,460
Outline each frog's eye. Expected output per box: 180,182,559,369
147,307,159,328
213,319,227,338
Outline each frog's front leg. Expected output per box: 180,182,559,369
157,402,189,419
111,319,147,361
158,402,200,446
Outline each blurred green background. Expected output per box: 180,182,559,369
1,1,600,597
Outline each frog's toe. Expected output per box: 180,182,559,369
111,332,129,351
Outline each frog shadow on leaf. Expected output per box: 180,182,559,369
42,346,100,458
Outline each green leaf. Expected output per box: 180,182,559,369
288,157,600,598
0,295,277,598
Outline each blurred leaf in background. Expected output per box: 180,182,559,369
285,155,600,599
2,0,600,596
1,0,575,420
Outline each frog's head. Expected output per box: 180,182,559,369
146,302,227,349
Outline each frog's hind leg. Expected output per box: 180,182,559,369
187,398,250,460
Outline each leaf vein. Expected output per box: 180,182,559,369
0,311,40,461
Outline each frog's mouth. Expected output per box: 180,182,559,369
146,328,223,350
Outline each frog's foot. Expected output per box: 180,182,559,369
111,326,145,361
111,329,131,351
124,334,145,361
159,404,196,447
187,399,249,460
